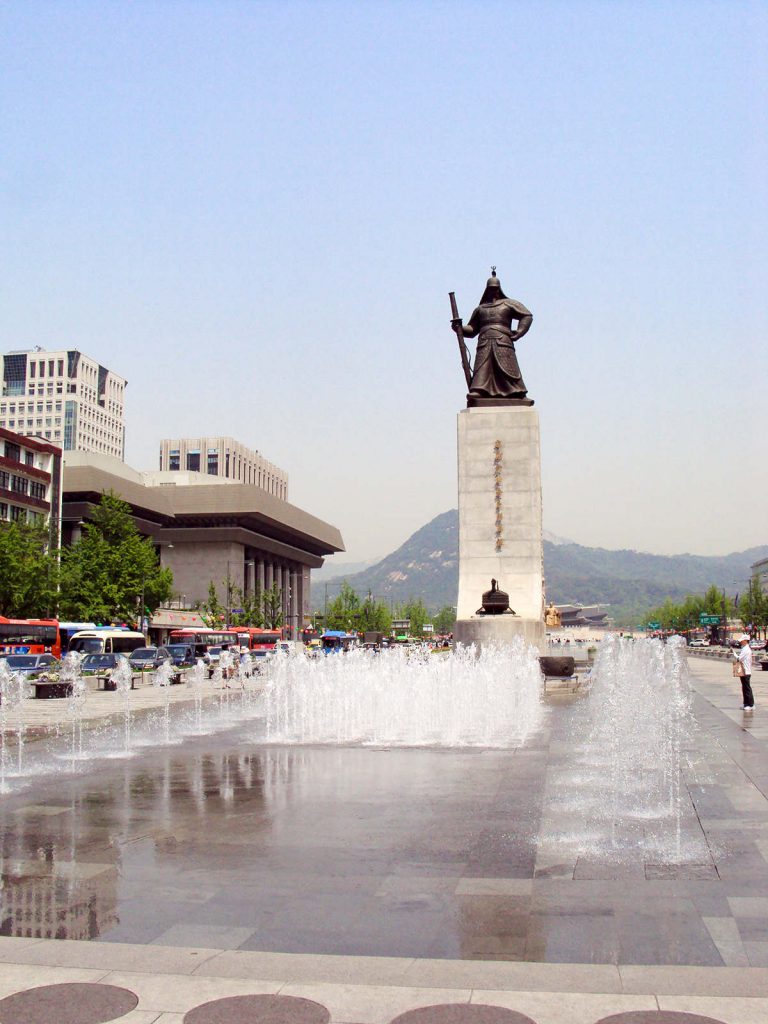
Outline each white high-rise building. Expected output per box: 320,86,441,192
158,436,288,499
0,349,126,459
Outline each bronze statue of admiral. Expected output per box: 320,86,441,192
449,269,533,406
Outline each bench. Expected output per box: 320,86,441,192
29,680,74,699
89,673,143,691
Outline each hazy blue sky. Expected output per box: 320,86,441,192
2,1,766,565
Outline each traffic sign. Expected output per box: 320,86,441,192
647,621,661,629
699,614,721,625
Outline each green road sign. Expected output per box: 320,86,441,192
699,614,721,625
647,621,661,629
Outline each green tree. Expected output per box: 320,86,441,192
58,491,173,623
326,582,361,632
644,583,736,636
230,585,264,627
702,584,734,618
433,605,457,634
357,592,391,634
739,576,767,637
199,581,226,627
262,582,284,630
397,598,430,637
0,521,60,617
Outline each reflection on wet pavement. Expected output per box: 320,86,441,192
1,672,767,967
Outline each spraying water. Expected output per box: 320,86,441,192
110,656,134,754
0,660,12,792
186,659,207,734
541,635,696,863
263,640,544,747
64,653,88,765
153,660,176,744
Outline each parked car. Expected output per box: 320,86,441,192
128,647,172,672
81,653,124,675
165,644,197,668
688,639,710,648
0,653,59,677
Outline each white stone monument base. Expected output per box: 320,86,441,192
455,405,545,652
454,615,545,649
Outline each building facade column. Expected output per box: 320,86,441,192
282,566,291,635
290,570,300,637
301,567,310,630
257,559,265,595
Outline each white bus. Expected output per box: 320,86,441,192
67,628,146,655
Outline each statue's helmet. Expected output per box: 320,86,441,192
480,267,508,303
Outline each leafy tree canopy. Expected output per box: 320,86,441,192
432,605,457,634
739,576,768,635
357,593,391,634
396,598,430,636
58,491,172,624
0,521,59,617
261,581,283,630
326,582,361,632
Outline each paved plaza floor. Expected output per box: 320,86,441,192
0,655,765,1022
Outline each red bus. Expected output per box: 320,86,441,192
167,628,239,650
0,617,62,658
231,627,282,651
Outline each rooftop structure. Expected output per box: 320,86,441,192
556,603,611,628
158,436,287,499
0,349,126,459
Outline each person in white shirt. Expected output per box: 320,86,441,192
733,634,754,711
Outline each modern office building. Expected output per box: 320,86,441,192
0,428,63,549
0,349,126,459
62,452,343,632
158,437,287,499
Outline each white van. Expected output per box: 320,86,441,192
68,629,146,656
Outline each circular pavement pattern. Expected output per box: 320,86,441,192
389,1005,538,1024
183,993,331,1024
594,1012,728,1024
0,982,138,1024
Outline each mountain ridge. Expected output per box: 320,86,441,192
314,509,767,625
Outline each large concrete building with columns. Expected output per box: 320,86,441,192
61,452,343,633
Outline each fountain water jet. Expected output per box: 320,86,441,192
64,653,87,764
545,635,697,863
111,656,135,755
153,660,177,744
263,640,544,747
0,660,14,791
185,659,208,735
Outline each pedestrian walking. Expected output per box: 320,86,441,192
732,634,755,711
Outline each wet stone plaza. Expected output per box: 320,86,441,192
0,648,766,1024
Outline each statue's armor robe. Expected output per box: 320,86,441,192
467,298,532,398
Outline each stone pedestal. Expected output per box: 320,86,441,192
453,406,545,649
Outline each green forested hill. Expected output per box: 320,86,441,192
315,510,767,625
